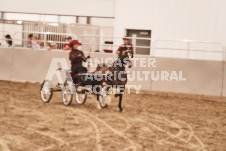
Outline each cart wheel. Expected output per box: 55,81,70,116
62,82,73,106
99,88,110,108
40,80,53,103
75,86,87,105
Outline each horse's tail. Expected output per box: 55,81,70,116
96,63,108,71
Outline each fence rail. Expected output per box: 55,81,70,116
81,34,152,54
1,31,226,61
154,39,225,61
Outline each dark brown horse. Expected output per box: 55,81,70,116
95,50,132,112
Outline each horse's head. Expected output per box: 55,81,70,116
119,50,133,68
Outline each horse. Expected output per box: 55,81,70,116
95,50,132,112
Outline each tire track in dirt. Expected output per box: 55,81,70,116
136,115,206,151
64,107,137,151
37,145,55,151
152,115,183,146
75,113,102,151
176,120,195,142
27,127,65,144
142,112,206,150
76,109,137,151
181,121,194,142
112,114,131,132
175,119,206,150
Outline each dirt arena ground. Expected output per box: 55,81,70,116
0,80,225,151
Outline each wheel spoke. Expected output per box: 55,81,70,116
75,86,87,105
62,82,73,106
40,80,53,103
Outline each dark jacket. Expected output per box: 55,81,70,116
117,43,134,57
69,49,85,67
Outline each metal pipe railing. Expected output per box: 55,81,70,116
1,31,225,61
14,31,77,37
81,34,152,54
13,31,77,49
153,47,223,53
154,39,225,61
81,34,152,40
82,43,151,49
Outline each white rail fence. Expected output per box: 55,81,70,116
81,34,151,55
154,39,225,61
13,31,77,48
1,31,226,61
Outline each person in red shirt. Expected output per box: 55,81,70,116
116,37,134,58
69,40,89,76
63,36,73,50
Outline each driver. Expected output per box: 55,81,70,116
116,37,134,58
116,37,134,68
69,40,89,79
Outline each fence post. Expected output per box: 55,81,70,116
221,44,225,97
132,34,136,54
187,41,190,59
44,33,46,48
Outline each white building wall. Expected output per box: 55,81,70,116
0,0,115,17
114,0,226,45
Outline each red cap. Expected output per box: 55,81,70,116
69,40,82,47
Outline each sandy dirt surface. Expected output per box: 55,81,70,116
0,80,226,151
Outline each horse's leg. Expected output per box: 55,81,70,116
105,85,112,105
105,85,111,95
118,86,125,112
95,86,101,109
106,86,111,94
114,86,120,98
